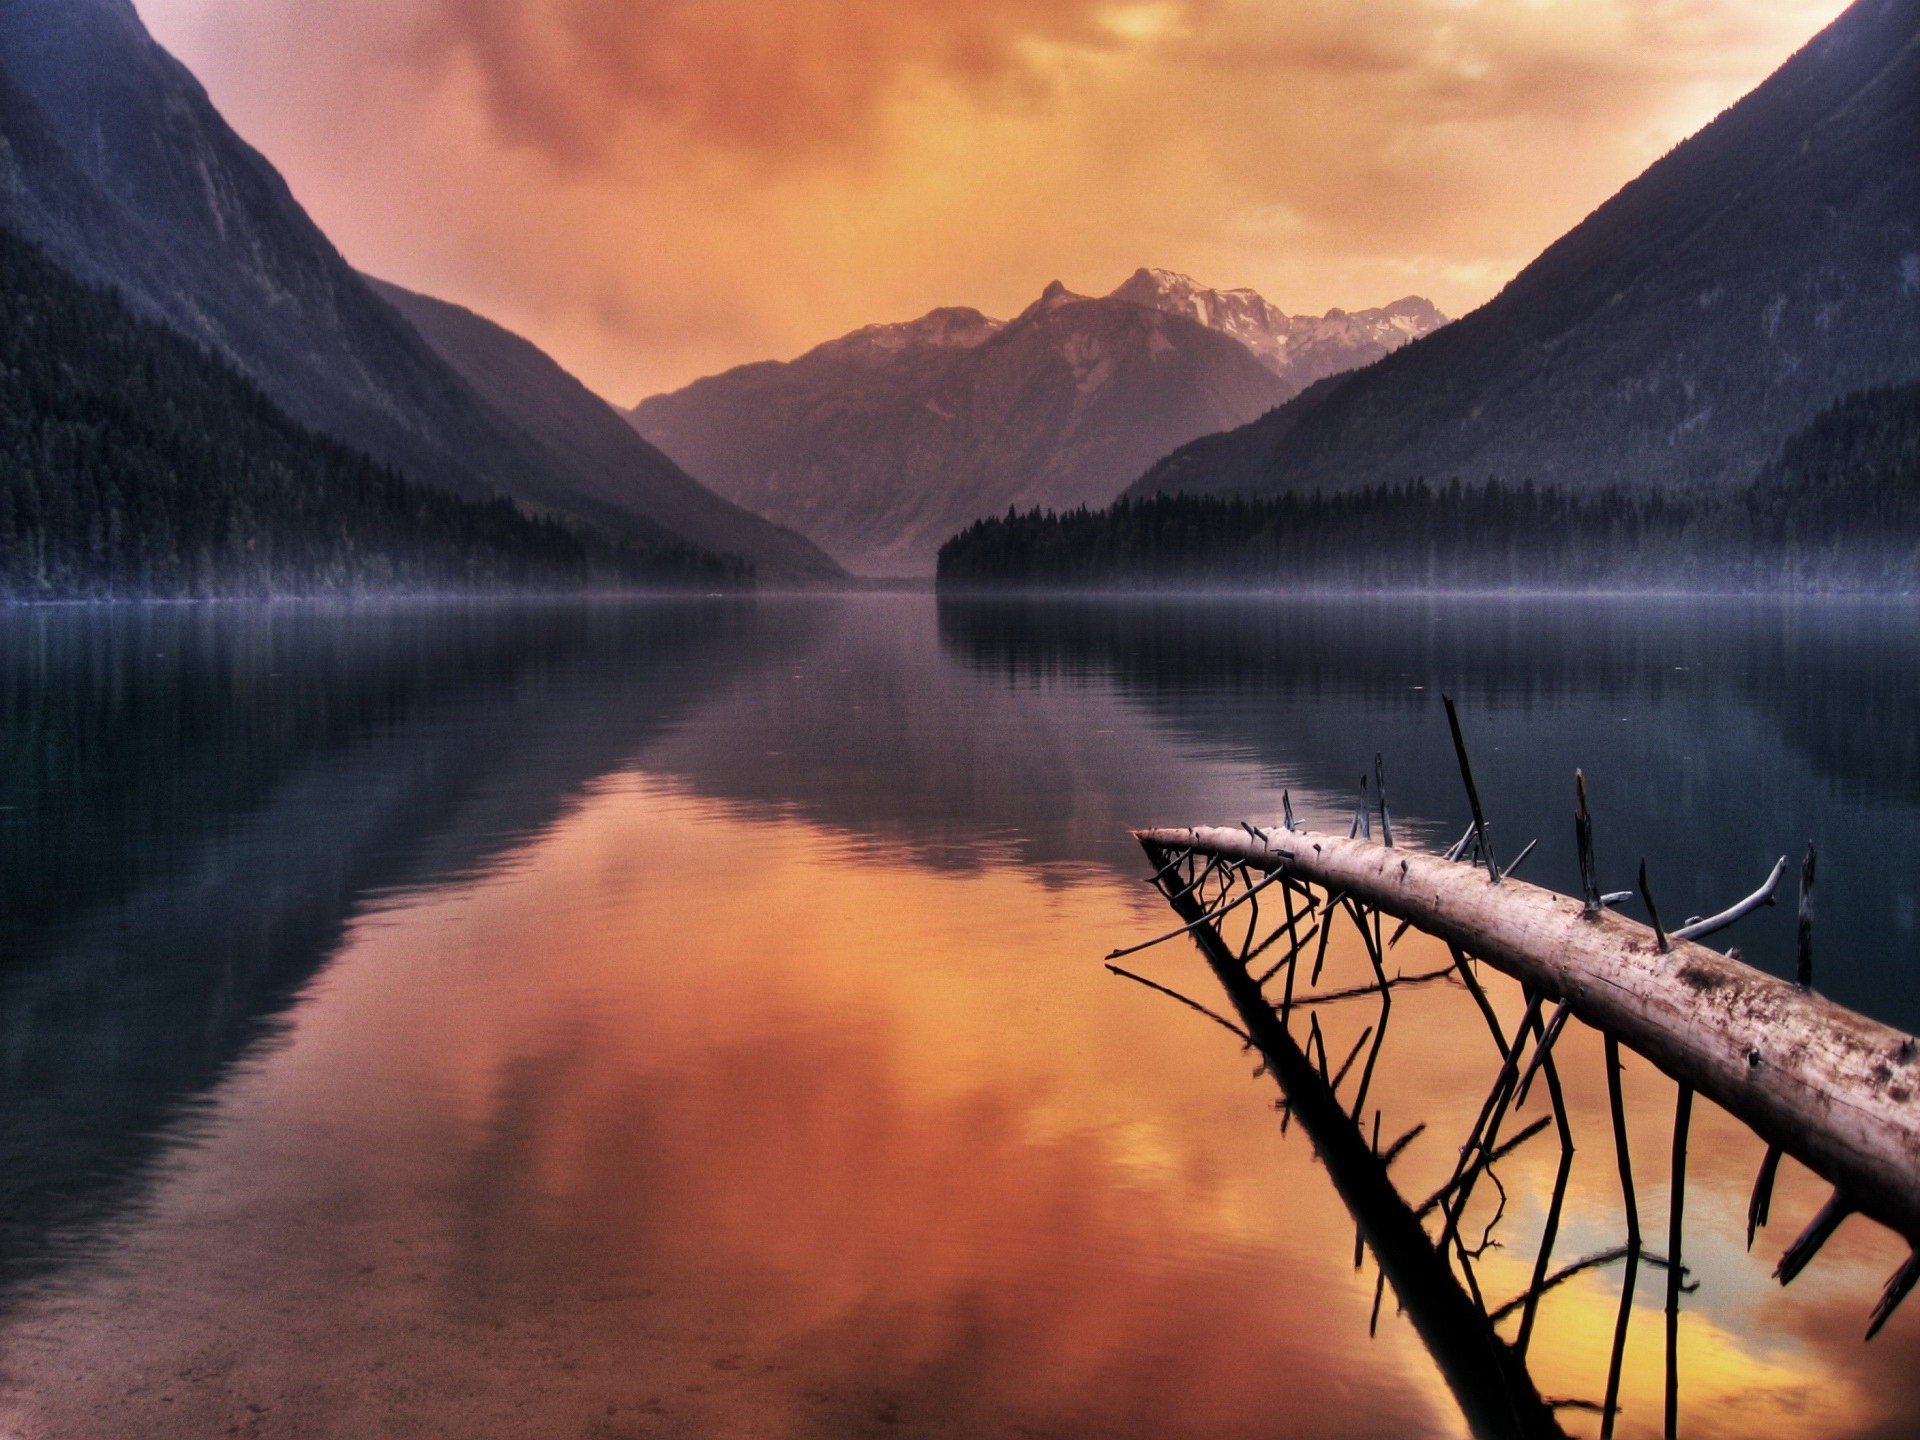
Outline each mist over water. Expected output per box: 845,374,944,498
0,594,1915,1439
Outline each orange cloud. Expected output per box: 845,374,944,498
136,0,1851,400
402,0,1133,168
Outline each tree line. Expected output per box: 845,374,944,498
0,226,747,600
938,383,1920,593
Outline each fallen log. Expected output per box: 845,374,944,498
1134,826,1920,1244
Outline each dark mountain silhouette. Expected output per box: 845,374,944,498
1128,0,1920,503
0,223,739,597
369,280,842,584
0,0,835,581
631,273,1434,576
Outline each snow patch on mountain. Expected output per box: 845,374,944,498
1109,267,1447,398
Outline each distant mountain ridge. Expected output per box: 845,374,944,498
630,273,1442,575
0,0,838,582
1110,268,1445,400
1128,0,1920,505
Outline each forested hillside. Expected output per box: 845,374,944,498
939,384,1920,593
0,229,744,599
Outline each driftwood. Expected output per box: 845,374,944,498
1133,824,1920,1245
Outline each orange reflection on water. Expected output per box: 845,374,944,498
0,773,1914,1439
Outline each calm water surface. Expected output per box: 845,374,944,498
0,595,1915,1439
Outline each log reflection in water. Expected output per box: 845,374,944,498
1133,838,1572,1440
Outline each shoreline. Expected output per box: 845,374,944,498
5,582,1917,609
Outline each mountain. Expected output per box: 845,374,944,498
630,273,1436,575
0,224,739,597
1109,268,1445,400
366,280,841,584
1129,0,1920,504
631,281,1287,575
0,0,835,582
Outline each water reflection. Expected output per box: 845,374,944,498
0,774,1465,1439
1146,914,1569,1439
939,596,1920,1029
0,595,1914,1440
0,600,757,1285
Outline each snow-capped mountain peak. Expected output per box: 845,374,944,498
1109,267,1446,394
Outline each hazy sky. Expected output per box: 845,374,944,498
137,0,1848,401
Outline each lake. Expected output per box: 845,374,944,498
0,594,1915,1439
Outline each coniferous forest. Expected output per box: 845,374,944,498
937,383,1920,593
0,228,747,600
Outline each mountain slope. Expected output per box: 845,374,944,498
368,280,842,584
1131,0,1920,503
631,273,1421,575
0,224,739,597
0,0,553,513
0,0,829,579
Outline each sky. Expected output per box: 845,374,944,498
137,0,1850,402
